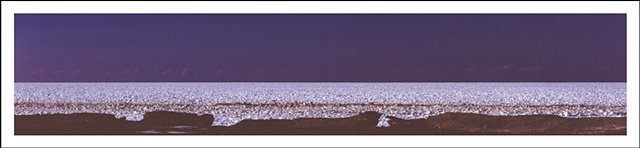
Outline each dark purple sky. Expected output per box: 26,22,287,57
15,14,626,82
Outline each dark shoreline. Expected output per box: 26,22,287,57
15,111,626,135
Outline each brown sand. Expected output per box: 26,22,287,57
14,111,626,135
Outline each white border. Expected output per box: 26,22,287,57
2,1,638,147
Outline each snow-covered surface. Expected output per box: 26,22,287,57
14,82,626,126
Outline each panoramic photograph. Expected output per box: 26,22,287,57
13,14,626,135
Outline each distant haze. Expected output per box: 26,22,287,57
15,14,626,82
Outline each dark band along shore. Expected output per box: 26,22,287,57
15,111,626,135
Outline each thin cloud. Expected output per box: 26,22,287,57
123,69,140,75
30,68,45,75
517,66,542,73
500,64,516,70
104,71,114,77
71,69,84,76
411,68,431,73
276,70,291,76
181,68,194,76
468,67,480,73
250,69,264,76
53,70,65,75
392,68,404,74
467,64,541,73
163,69,173,75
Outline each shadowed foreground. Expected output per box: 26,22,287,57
15,111,626,135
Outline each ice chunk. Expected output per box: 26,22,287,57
376,115,391,127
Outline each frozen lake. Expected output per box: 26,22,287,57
14,82,626,126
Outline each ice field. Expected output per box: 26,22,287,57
14,82,626,126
